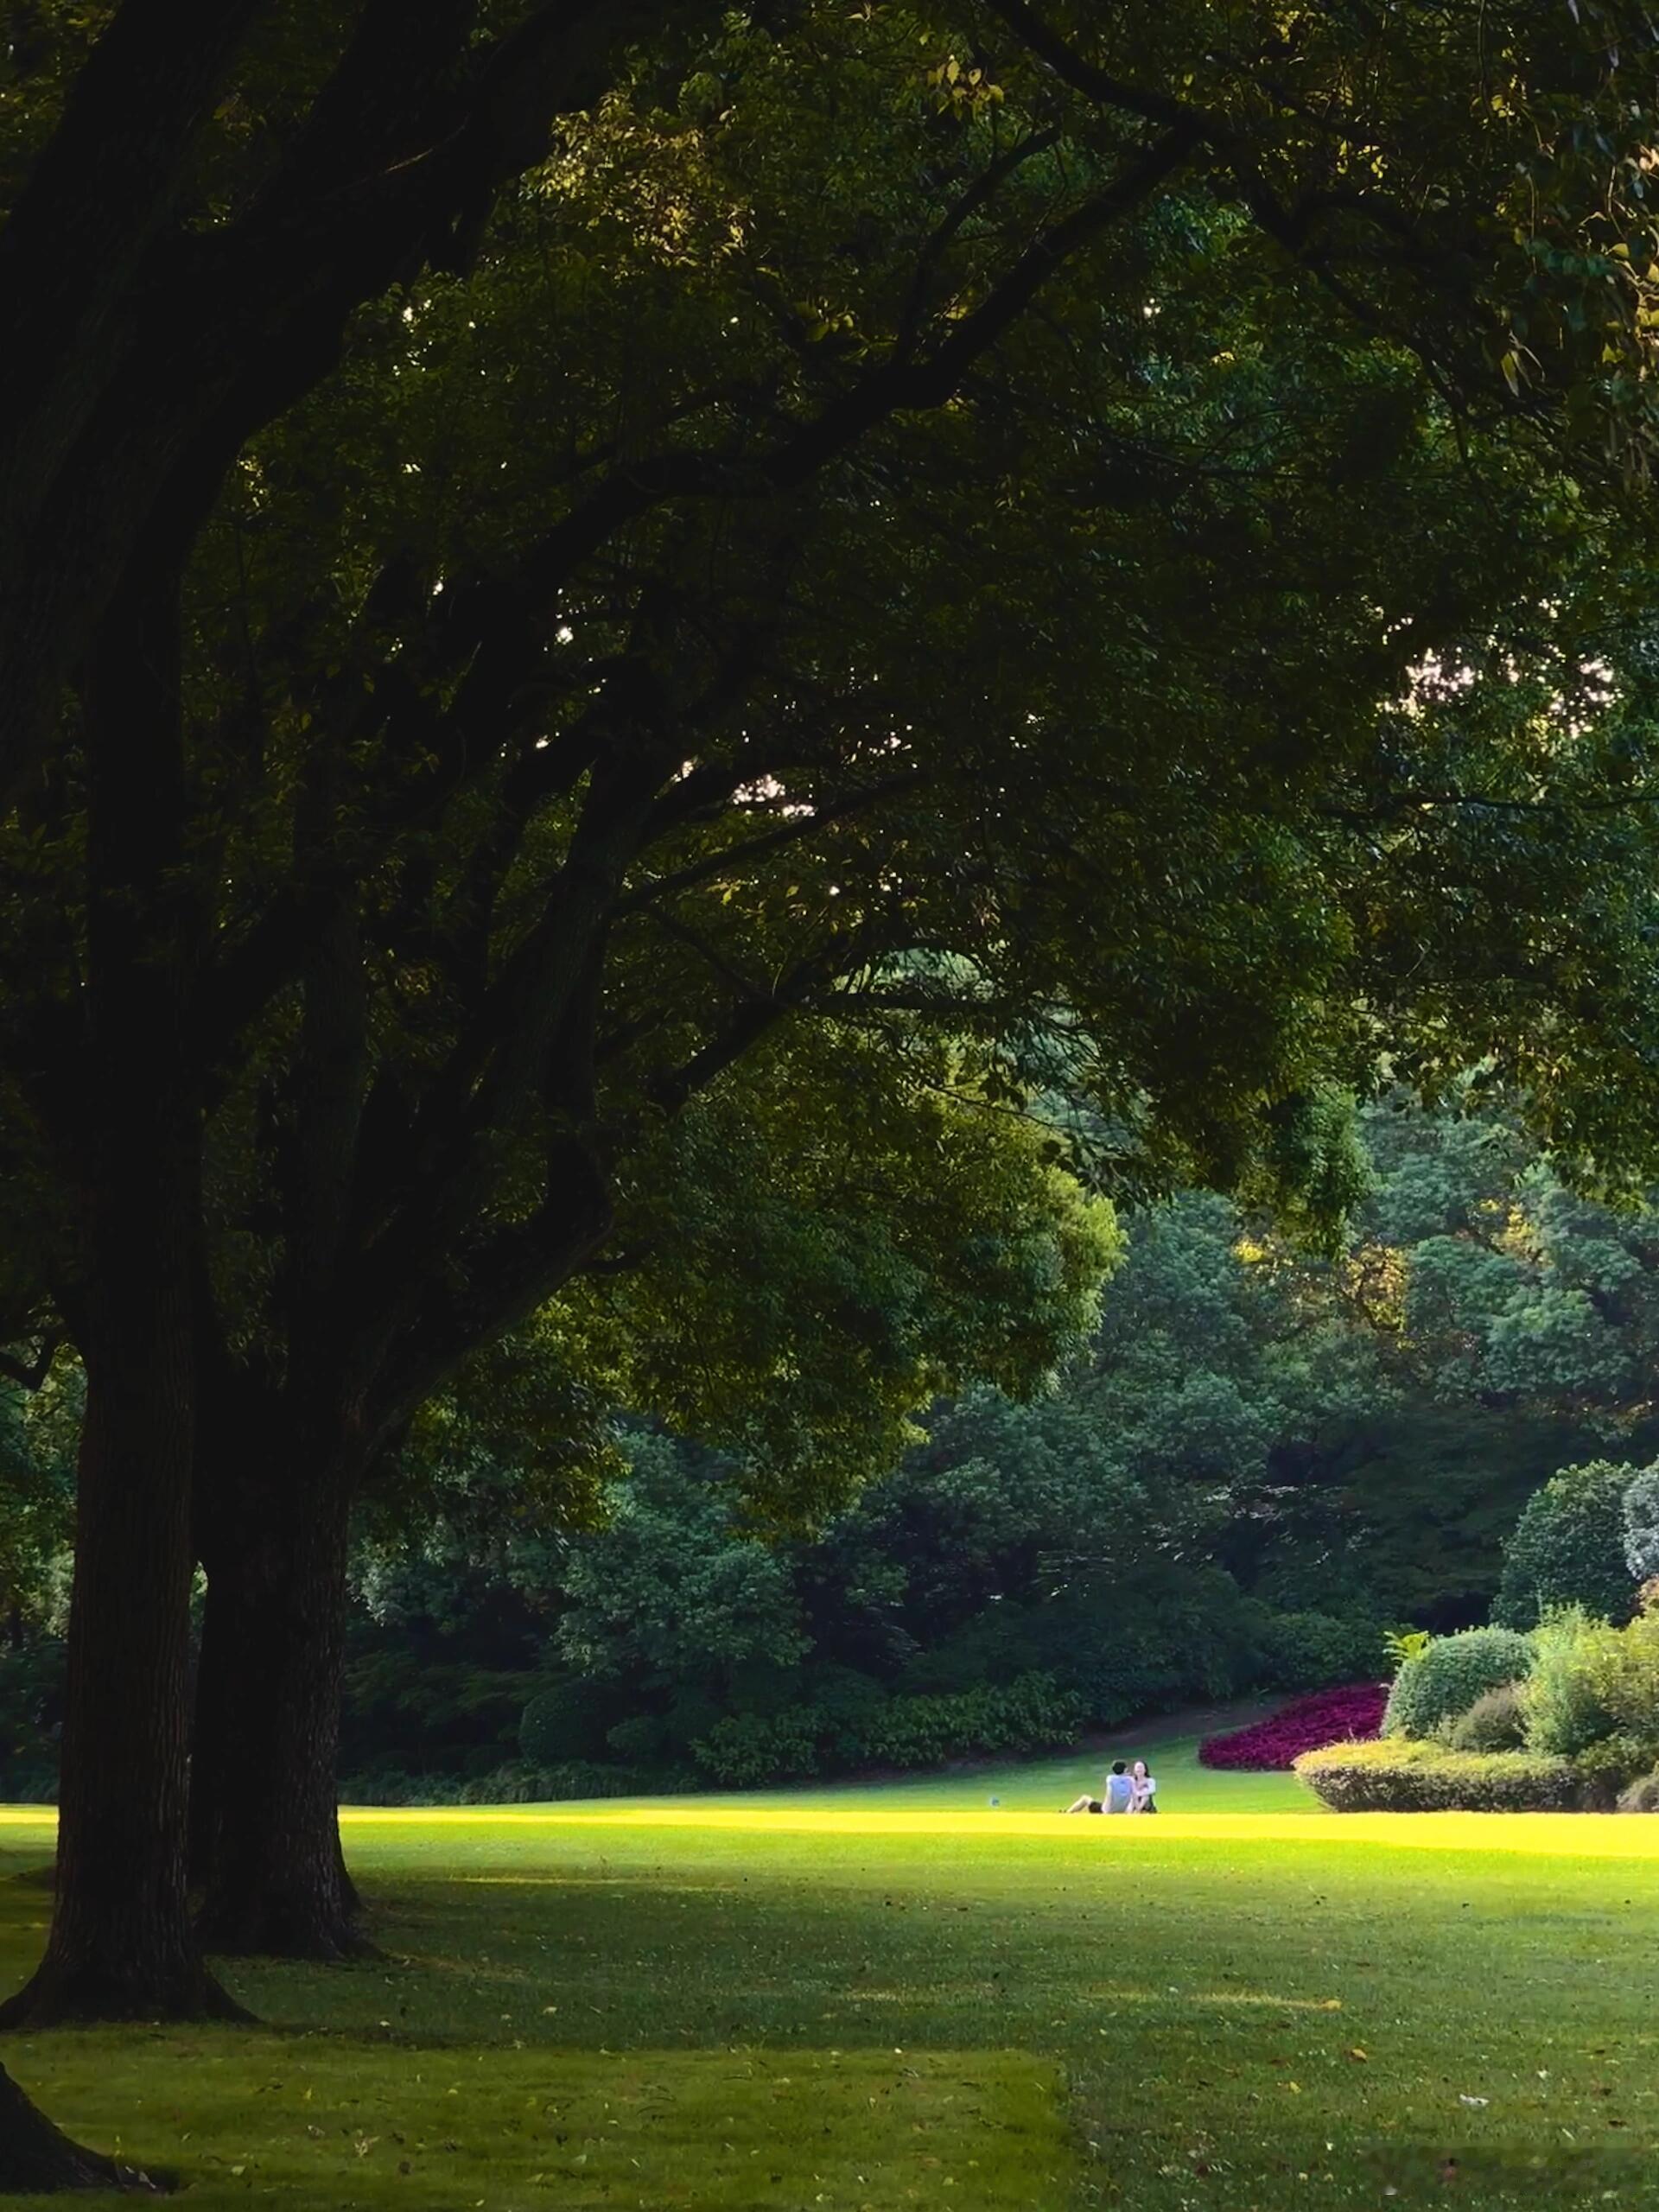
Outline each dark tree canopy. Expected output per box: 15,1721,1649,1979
7,0,1659,2027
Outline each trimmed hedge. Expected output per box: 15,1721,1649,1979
1382,1627,1534,1739
1199,1683,1386,1770
1294,1738,1580,1811
1573,1732,1658,1801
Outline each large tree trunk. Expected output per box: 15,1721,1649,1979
191,823,375,1961
194,1446,365,1961
0,2063,161,2193
0,561,238,2030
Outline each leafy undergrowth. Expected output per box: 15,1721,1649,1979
0,1764,1656,2212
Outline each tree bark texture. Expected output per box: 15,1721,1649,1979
0,563,236,2028
193,1436,365,1960
0,2063,162,2193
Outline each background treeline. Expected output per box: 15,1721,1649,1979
244,1095,1659,1792
8,1093,1659,1801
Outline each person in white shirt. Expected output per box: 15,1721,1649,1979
1128,1758,1157,1814
1062,1761,1134,1814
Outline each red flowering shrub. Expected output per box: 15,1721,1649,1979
1199,1682,1388,1770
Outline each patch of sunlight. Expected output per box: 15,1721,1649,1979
327,1805,1659,1862
1057,1988,1344,2011
458,1876,741,1892
1194,1991,1350,2011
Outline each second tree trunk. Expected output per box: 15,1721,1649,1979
193,1459,363,1960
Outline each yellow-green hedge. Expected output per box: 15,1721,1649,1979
1294,1738,1581,1811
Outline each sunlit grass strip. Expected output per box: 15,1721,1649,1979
328,1805,1659,1857
5,1804,1657,1859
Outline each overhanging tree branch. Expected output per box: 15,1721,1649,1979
0,0,270,515
895,126,1064,357
979,0,1471,342
0,1335,62,1394
619,772,927,915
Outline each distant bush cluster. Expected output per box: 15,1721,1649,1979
340,1761,704,1807
1382,1627,1536,1739
1300,1588,1659,1812
1198,1683,1387,1770
689,1672,1087,1788
1495,1460,1649,1630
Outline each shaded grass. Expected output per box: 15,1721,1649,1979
0,1739,1655,2209
0,2030,1063,2209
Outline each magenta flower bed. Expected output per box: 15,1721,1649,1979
1198,1682,1388,1770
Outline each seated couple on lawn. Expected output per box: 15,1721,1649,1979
1062,1759,1157,1815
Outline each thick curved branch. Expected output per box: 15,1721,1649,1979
0,1336,62,1395
0,0,269,515
895,126,1063,357
373,1136,614,1430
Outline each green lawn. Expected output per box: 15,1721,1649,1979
0,1739,1654,2210
678,1724,1313,1814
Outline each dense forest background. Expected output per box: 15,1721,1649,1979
10,1096,1657,1800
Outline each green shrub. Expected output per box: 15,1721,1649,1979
690,1672,1085,1787
660,1691,725,1756
605,1713,669,1764
811,1668,892,1764
1495,1459,1641,1629
1573,1733,1656,1803
459,1761,683,1803
1618,1768,1659,1812
519,1680,611,1765
1578,1597,1659,1743
1294,1738,1581,1811
1521,1607,1621,1758
340,1760,690,1805
1444,1681,1526,1752
1382,1627,1432,1672
691,1709,823,1787
1621,1463,1659,1585
340,1770,471,1807
906,1571,1255,1725
1247,1609,1389,1694
0,1764,56,1804
861,1674,1086,1768
1383,1627,1535,1739
0,1639,64,1800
